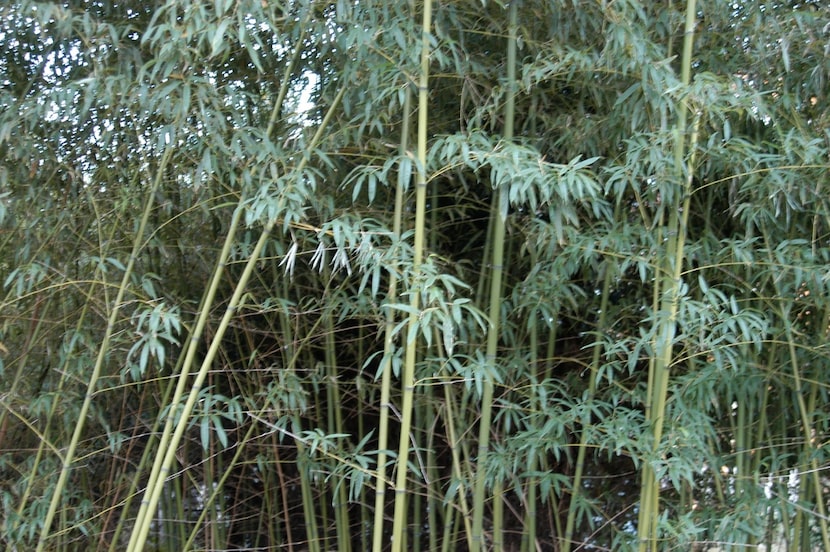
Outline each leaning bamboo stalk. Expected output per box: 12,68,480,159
125,86,345,552
35,145,173,552
125,22,308,546
124,194,245,551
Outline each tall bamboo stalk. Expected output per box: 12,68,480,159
324,304,352,552
471,2,518,550
444,381,474,551
277,279,322,552
390,0,431,548
124,193,245,551
782,311,830,551
122,24,308,547
636,1,698,547
372,88,412,552
562,202,620,552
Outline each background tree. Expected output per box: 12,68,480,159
1,0,828,551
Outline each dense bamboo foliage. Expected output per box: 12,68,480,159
1,0,829,550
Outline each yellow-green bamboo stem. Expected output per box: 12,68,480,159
182,420,259,550
127,25,306,542
441,507,457,552
783,317,830,551
126,193,246,550
636,2,697,548
471,2,518,549
36,145,173,552
521,317,539,552
637,117,699,549
444,381,474,551
324,308,352,552
372,87,412,552
390,0,431,548
562,203,618,552
492,480,504,551
126,86,345,552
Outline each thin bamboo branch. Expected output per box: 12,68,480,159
562,201,621,552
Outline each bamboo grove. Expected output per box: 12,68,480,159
1,0,829,550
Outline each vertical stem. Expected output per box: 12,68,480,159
372,88,412,552
521,317,539,552
636,1,697,548
471,2,518,550
783,316,830,551
562,201,620,552
444,382,474,550
324,307,351,552
390,0,431,548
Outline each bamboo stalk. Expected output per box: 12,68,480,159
324,307,352,552
444,380,474,550
635,1,698,548
562,202,619,552
372,87,412,552
125,193,245,551
36,145,174,552
471,2,518,549
390,0,432,547
125,85,345,552
783,316,830,551
122,21,308,543
521,317,539,552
